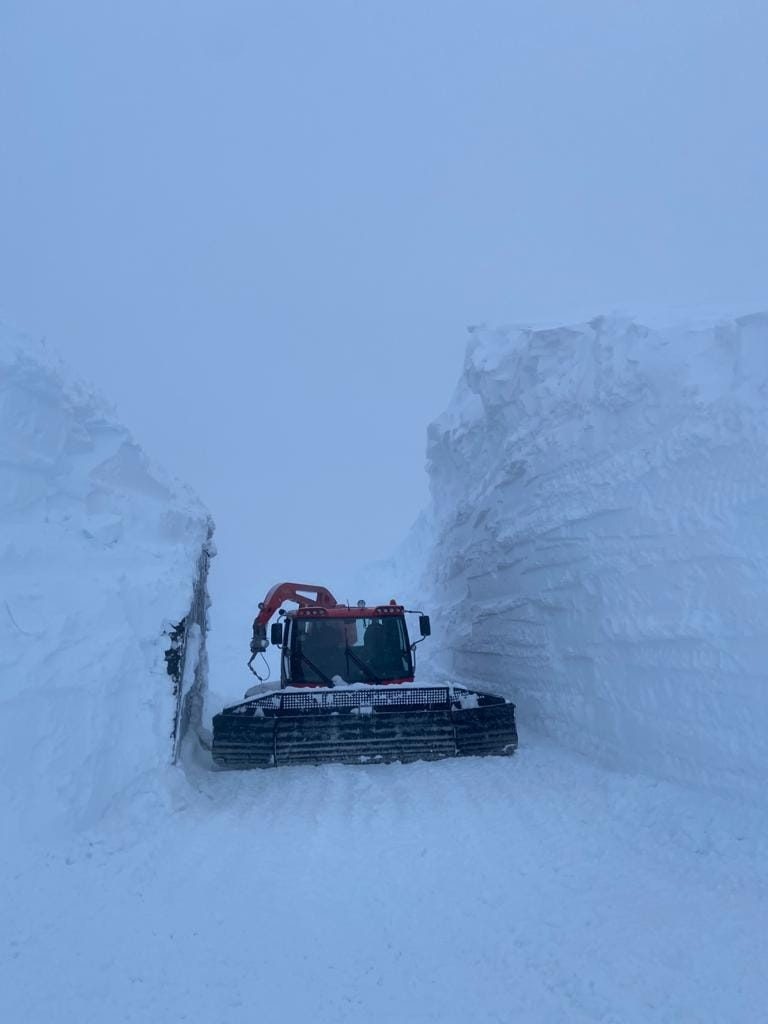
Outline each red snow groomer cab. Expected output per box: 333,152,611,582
211,583,517,769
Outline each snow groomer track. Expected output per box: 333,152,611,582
211,685,517,768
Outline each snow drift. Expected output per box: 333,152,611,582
0,325,212,835
423,312,768,800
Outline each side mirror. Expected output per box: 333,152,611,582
419,615,431,638
270,622,284,646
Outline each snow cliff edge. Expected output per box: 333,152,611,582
0,326,212,833
426,313,768,799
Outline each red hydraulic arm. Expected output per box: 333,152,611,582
250,582,338,656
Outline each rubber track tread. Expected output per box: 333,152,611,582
211,699,518,770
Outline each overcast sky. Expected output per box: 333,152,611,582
2,0,767,612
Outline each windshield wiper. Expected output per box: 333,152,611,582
344,647,381,684
296,651,335,688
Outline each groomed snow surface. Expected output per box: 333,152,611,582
5,737,767,1024
2,316,768,1023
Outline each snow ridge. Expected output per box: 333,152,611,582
0,325,212,834
424,312,768,799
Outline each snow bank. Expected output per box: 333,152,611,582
424,312,768,800
0,325,212,834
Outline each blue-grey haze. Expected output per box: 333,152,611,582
2,0,767,603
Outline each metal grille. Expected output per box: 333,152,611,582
246,686,451,712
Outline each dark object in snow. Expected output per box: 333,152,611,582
211,583,517,769
164,618,187,690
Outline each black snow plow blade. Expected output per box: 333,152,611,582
211,686,517,769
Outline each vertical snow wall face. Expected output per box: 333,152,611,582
0,326,212,834
425,313,768,799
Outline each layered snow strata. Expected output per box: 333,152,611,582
0,325,212,833
425,312,768,799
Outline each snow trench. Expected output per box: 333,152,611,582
0,325,213,835
422,312,768,801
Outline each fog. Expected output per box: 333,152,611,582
2,0,767,605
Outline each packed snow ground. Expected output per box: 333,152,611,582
4,733,767,1024
3,316,768,1023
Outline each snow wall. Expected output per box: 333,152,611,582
0,326,213,835
423,313,768,800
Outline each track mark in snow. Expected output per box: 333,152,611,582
3,736,765,1024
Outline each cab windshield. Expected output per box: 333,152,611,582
290,616,412,685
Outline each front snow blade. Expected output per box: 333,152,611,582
211,686,517,769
